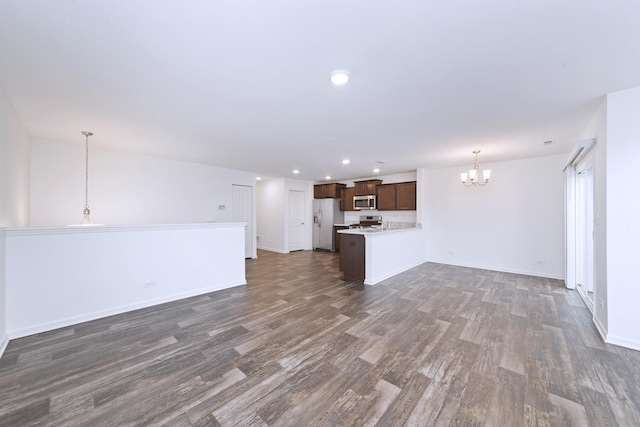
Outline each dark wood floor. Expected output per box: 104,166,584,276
1,250,639,426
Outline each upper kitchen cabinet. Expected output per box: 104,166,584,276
377,181,416,210
340,187,356,211
314,183,346,199
395,181,417,210
376,184,396,210
354,179,382,196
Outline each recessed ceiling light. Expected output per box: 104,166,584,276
342,159,350,165
256,176,261,181
325,175,331,180
330,70,350,85
373,168,380,173
293,169,299,174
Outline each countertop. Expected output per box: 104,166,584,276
337,226,422,236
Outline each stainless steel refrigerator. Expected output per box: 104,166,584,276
312,199,344,251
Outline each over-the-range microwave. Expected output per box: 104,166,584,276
354,195,376,210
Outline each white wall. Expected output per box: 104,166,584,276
605,87,640,350
6,223,246,338
257,178,286,253
30,138,257,229
256,177,314,253
0,85,31,357
424,154,566,279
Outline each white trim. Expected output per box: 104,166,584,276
605,335,640,352
0,333,9,360
562,138,596,171
257,246,290,254
593,314,608,343
8,280,246,339
565,166,576,289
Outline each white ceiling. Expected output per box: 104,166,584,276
2,1,640,181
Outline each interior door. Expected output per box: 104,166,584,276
232,184,253,258
289,190,305,252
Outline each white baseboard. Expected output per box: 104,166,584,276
593,314,608,343
427,259,565,281
257,245,289,254
0,332,9,360
8,280,246,340
605,334,640,352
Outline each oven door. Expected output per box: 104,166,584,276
353,195,376,210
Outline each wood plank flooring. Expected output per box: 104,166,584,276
1,249,639,426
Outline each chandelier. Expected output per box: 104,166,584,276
80,131,94,225
461,150,491,187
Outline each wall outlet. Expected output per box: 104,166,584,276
218,204,226,210
257,235,260,241
536,259,545,265
143,281,156,288
600,298,605,310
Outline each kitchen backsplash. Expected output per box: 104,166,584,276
343,210,417,225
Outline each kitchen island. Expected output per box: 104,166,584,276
337,226,427,285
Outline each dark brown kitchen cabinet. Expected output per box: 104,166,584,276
376,181,417,210
354,179,382,196
314,183,346,199
333,225,349,252
340,187,356,211
396,181,417,210
340,233,365,282
376,184,396,211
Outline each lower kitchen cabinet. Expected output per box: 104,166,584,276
339,233,365,282
333,225,350,252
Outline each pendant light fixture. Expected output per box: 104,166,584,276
80,131,94,225
461,150,491,187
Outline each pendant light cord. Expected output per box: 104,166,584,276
84,132,89,209
81,131,93,212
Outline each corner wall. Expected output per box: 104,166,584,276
0,84,31,358
605,87,640,350
423,154,566,279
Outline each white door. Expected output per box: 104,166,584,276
232,184,253,258
289,190,305,252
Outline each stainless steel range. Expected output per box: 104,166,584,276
350,215,383,230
